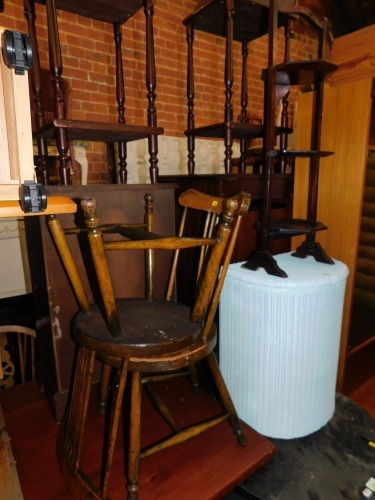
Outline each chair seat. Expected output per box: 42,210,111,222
73,299,216,369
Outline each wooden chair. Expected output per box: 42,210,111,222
46,188,251,499
0,325,36,390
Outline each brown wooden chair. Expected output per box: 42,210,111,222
46,188,251,499
0,325,36,390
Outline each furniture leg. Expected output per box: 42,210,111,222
98,363,112,415
206,352,246,445
127,370,142,500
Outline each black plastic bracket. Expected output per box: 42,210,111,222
1,30,33,75
19,181,47,213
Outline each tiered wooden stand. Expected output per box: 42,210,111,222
25,0,163,184
179,0,339,277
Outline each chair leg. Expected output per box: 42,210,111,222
206,352,247,445
144,381,181,433
188,364,200,393
98,363,112,414
62,346,96,468
101,359,128,498
127,371,142,500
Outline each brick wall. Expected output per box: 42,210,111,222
1,1,319,183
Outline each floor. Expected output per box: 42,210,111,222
226,391,375,500
0,378,275,499
1,375,374,500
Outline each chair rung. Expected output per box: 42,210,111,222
140,413,228,460
141,370,189,384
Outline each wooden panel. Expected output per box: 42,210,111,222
0,218,31,299
292,79,373,390
0,28,35,201
0,196,76,218
326,24,375,86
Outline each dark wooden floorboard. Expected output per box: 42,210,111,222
0,382,71,499
1,376,374,499
0,379,276,499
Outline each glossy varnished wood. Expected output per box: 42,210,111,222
0,379,276,499
34,119,163,143
0,195,76,218
0,382,70,499
2,377,375,498
326,25,375,86
292,79,373,391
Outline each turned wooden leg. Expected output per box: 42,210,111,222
98,363,112,415
206,352,247,445
61,346,95,469
101,359,128,497
127,371,142,499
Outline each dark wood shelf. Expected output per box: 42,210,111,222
33,119,164,143
183,0,288,43
276,149,334,158
268,219,327,238
262,60,339,86
185,122,263,140
184,122,292,140
35,0,143,24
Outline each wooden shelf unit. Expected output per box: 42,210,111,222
25,0,162,184
182,0,337,277
183,0,291,177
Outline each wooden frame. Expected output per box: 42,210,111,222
0,27,35,201
292,25,375,391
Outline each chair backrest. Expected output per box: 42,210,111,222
46,193,155,316
166,189,249,303
0,325,36,389
80,189,251,340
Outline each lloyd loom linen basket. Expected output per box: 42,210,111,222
219,252,348,439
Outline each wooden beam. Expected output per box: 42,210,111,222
0,196,76,218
